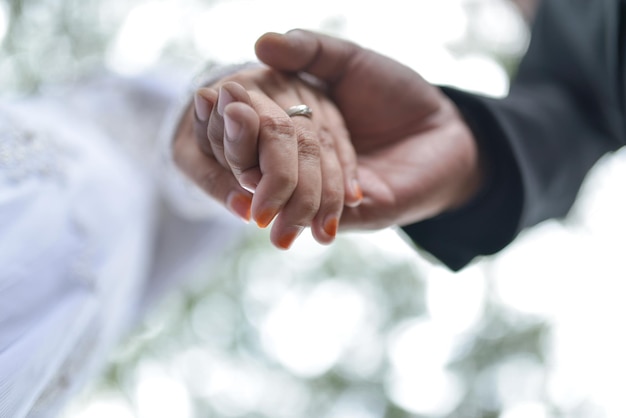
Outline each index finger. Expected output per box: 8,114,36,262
248,94,300,228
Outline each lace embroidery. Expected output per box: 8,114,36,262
0,116,71,183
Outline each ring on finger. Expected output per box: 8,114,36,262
285,104,313,119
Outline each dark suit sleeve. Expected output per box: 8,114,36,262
401,0,626,271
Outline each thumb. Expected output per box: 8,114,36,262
254,29,362,85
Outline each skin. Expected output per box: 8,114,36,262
173,66,362,249
174,29,486,248
252,30,484,230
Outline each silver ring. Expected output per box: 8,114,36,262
285,104,313,119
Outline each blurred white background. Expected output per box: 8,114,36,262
2,0,626,417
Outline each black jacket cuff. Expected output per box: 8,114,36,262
401,87,524,271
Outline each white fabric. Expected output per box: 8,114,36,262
0,69,244,417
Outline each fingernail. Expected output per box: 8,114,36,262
224,113,242,142
226,192,252,222
217,86,235,116
276,226,304,250
255,207,277,228
346,179,363,207
194,92,212,122
239,170,261,193
285,29,308,44
323,216,338,238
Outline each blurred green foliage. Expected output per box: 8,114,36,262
1,0,118,92
76,228,552,418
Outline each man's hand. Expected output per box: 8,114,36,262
255,29,485,230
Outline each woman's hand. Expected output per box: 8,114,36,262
173,67,362,249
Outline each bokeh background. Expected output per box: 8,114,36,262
2,0,626,417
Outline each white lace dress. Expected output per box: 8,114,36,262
0,70,244,418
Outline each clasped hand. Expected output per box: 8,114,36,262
174,30,484,250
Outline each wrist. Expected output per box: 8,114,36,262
438,97,488,213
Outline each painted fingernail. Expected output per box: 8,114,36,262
323,216,338,238
346,179,363,207
255,207,277,228
276,226,304,250
226,192,252,222
194,92,212,122
224,113,242,142
217,86,235,116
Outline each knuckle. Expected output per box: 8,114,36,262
296,129,321,161
292,195,320,223
323,183,344,207
272,169,298,192
318,127,336,152
259,115,296,139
